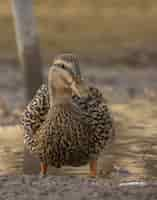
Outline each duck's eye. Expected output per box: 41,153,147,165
60,64,65,69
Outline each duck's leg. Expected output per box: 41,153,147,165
89,159,97,177
40,162,48,177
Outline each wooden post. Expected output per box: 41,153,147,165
11,0,42,174
11,0,43,101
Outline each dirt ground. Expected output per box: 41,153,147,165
0,175,157,200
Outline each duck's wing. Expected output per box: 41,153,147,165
21,84,50,148
88,86,116,152
73,85,115,155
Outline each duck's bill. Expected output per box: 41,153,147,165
71,79,88,97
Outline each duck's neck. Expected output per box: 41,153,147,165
49,87,72,107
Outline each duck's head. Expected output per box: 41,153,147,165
48,53,88,104
53,53,81,79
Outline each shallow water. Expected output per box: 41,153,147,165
0,100,157,182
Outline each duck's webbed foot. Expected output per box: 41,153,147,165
89,159,97,177
40,162,48,177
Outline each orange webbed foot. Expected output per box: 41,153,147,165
40,162,48,177
89,160,97,177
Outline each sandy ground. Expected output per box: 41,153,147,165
0,175,157,200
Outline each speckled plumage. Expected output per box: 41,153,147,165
33,102,90,168
21,84,115,163
21,54,115,174
73,86,115,157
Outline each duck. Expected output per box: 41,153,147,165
21,53,115,177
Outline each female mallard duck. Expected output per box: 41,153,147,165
21,53,115,176
32,62,92,176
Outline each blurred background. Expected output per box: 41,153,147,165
0,0,157,181
1,0,157,64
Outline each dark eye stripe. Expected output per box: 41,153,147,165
54,63,74,77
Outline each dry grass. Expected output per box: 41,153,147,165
1,0,157,62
